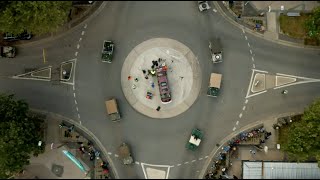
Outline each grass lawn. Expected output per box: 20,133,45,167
279,14,311,39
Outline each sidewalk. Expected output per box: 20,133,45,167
15,109,118,179
199,112,300,179
213,1,320,50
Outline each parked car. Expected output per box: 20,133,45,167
198,1,211,12
3,31,32,41
156,63,172,104
0,46,16,58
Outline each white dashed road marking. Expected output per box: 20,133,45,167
242,29,245,33
79,37,82,42
251,57,254,61
76,107,79,112
245,36,248,40
77,44,80,49
199,158,203,160
78,114,80,119
245,99,249,104
253,64,256,68
75,52,78,57
81,31,85,36
232,127,236,131
242,106,246,110
84,24,87,29
73,92,76,98
135,161,140,165
248,42,251,47
250,49,252,54
177,164,181,166
74,100,77,105
114,154,119,158
212,8,217,12
236,121,239,125
108,152,112,155
184,162,189,164
239,113,243,118
191,160,196,163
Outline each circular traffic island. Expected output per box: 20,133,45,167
121,38,202,119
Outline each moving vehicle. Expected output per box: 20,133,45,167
186,128,204,151
101,40,114,63
156,63,172,104
207,73,222,97
198,1,211,12
105,98,121,122
209,38,223,63
118,143,134,165
0,46,16,58
3,31,32,41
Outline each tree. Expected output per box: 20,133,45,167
305,6,320,39
0,94,45,178
283,98,320,166
0,1,72,35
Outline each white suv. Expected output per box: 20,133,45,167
198,1,211,12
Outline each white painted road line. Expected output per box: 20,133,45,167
245,99,249,104
212,8,217,12
245,36,247,40
250,49,252,54
253,64,256,68
251,57,254,61
74,100,77,105
84,24,87,29
73,85,75,90
242,29,245,33
79,37,82,42
191,160,196,163
77,44,80,49
79,121,82,125
177,164,181,166
205,156,209,159
184,162,189,164
78,114,81,119
236,120,239,125
76,107,79,112
81,31,85,35
239,113,243,118
199,158,203,160
75,52,78,57
242,106,246,111
248,43,251,47
73,92,76,98
135,161,140,165
114,154,119,157
232,127,236,131
108,152,112,155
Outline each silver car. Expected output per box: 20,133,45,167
198,1,211,12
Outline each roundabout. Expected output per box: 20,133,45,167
121,38,202,119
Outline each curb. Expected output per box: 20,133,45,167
16,1,108,48
198,111,302,179
213,1,320,50
30,109,120,179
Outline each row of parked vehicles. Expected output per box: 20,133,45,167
0,31,33,59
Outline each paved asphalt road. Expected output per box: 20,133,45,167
0,1,320,179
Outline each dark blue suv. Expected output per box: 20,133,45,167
3,31,32,41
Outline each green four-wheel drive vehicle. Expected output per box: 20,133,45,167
207,73,222,97
186,128,204,151
101,40,114,63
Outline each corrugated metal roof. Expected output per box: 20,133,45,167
243,162,320,179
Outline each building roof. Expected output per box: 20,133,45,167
242,161,320,179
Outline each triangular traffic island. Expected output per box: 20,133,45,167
251,73,266,93
12,66,52,81
276,76,296,87
60,59,77,86
141,163,172,179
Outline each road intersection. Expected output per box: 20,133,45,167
0,1,320,179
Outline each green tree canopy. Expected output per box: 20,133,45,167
0,1,72,35
283,98,320,166
0,94,45,178
305,6,320,39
